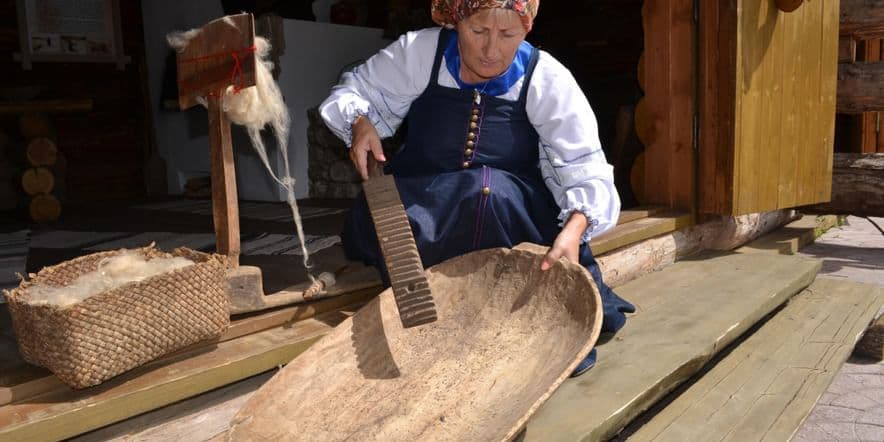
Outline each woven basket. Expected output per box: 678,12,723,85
3,245,230,389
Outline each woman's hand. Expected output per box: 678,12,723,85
541,211,589,271
349,116,386,180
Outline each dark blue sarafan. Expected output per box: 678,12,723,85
342,29,634,334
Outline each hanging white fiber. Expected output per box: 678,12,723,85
168,19,313,274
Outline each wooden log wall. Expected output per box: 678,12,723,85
700,0,839,215
840,0,884,40
836,31,884,153
0,0,149,203
801,153,884,217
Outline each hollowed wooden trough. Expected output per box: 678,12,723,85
225,244,603,441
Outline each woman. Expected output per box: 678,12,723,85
320,0,634,376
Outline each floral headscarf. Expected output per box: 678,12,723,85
431,0,540,32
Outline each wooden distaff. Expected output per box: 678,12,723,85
174,13,257,268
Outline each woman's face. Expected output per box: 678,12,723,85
456,8,527,84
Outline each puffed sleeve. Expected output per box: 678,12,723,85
526,51,621,242
319,28,440,146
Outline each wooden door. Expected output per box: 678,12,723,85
699,0,839,215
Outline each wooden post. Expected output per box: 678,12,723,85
174,13,256,268
639,0,696,212
207,95,241,267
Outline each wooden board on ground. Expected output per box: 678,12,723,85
225,246,603,441
523,252,822,441
0,312,348,442
0,285,379,407
734,214,839,255
631,278,884,441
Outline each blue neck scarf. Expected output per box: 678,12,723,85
443,31,534,97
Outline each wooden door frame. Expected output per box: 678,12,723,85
638,0,697,216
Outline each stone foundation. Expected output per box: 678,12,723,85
307,108,405,199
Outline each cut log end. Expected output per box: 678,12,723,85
21,167,55,196
29,194,61,223
26,137,57,167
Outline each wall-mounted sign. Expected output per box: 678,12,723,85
14,0,131,69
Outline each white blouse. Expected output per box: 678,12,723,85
320,27,620,242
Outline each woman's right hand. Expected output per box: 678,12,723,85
349,116,386,180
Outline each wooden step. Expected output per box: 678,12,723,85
523,252,822,441
734,214,839,255
631,278,884,441
0,312,349,442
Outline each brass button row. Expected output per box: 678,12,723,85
464,105,481,169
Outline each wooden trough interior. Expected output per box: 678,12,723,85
225,245,603,441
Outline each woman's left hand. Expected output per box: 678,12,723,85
541,212,589,271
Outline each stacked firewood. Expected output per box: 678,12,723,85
18,113,64,223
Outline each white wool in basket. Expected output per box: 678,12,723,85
25,251,195,308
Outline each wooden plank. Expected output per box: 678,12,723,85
817,0,839,203
524,252,822,441
0,314,344,442
778,4,801,209
590,211,693,256
617,206,667,225
837,61,884,114
758,0,783,211
640,0,695,211
699,1,738,214
640,0,673,207
631,279,884,442
0,287,378,407
796,1,823,206
840,0,884,40
669,0,695,212
735,0,775,213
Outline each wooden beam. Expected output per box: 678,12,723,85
800,153,884,216
0,287,379,407
840,0,884,40
0,315,343,442
591,211,693,256
837,61,884,114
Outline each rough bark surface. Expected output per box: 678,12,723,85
802,153,884,217
598,210,797,288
